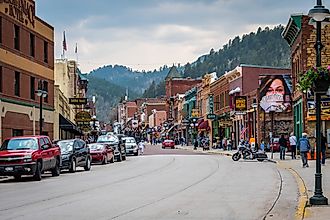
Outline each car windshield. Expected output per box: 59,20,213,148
89,144,104,151
97,135,118,144
124,138,136,144
57,141,73,153
0,138,38,150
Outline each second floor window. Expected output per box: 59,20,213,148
0,66,2,93
14,71,20,96
14,24,20,50
43,80,48,103
43,41,48,63
30,76,35,100
30,33,35,57
0,17,2,44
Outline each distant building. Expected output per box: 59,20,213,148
0,0,55,142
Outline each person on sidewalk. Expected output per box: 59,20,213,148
138,141,145,155
321,134,327,165
297,133,311,168
279,134,287,160
289,132,297,159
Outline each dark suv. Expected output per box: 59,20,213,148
56,139,91,172
97,135,126,162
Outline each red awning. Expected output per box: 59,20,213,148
198,120,210,131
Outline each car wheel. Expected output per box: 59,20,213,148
14,174,22,181
117,154,122,162
69,158,76,173
102,155,107,165
134,152,138,156
171,146,175,149
162,146,165,149
84,156,91,171
52,158,60,177
33,161,42,181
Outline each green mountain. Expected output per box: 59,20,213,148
86,76,138,122
87,65,169,94
143,25,291,98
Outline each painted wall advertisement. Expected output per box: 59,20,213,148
259,74,292,113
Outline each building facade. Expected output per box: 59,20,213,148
0,0,55,143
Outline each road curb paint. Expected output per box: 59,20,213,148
280,163,308,220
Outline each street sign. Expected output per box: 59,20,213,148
208,95,214,114
207,114,216,120
69,98,87,105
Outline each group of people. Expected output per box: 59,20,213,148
279,132,327,168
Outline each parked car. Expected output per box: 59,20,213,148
162,140,175,149
123,137,139,156
88,143,114,164
56,139,91,172
0,136,61,181
97,134,126,162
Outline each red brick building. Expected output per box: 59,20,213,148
0,0,55,142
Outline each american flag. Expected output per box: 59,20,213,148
240,125,248,139
63,31,67,51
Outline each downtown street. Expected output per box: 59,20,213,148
0,145,299,220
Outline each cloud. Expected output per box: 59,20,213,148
38,0,328,72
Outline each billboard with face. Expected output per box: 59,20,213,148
259,75,292,113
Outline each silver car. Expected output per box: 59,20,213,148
123,137,139,156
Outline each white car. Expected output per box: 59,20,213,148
123,137,139,156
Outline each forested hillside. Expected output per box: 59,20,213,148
86,76,138,122
142,25,290,98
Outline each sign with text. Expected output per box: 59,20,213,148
75,111,91,122
0,0,35,29
234,96,247,112
69,98,87,105
191,109,200,118
207,114,216,120
208,95,214,114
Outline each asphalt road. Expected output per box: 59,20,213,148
0,144,298,220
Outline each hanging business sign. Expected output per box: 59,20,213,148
208,95,214,114
69,98,88,105
191,109,200,118
75,111,91,122
234,96,247,112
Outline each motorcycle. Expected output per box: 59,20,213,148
232,142,268,162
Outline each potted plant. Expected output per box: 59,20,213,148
298,66,330,93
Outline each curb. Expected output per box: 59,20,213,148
288,168,309,220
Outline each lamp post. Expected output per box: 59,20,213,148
35,80,48,135
309,0,329,206
252,99,258,149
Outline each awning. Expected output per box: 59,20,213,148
59,114,83,135
198,120,210,131
229,87,241,95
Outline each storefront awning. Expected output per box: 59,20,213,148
198,120,210,131
229,87,241,95
59,114,83,135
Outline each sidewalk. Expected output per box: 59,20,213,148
176,145,330,219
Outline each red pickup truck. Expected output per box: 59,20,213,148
0,135,61,181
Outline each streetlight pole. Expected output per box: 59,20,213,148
35,80,48,135
309,0,329,206
270,110,274,159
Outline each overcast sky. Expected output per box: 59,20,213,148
36,0,329,73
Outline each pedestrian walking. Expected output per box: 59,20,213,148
260,140,265,152
138,141,145,155
297,133,311,168
289,132,297,159
279,134,287,160
227,139,232,151
321,134,327,165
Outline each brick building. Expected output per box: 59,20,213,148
282,14,330,143
0,0,55,142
